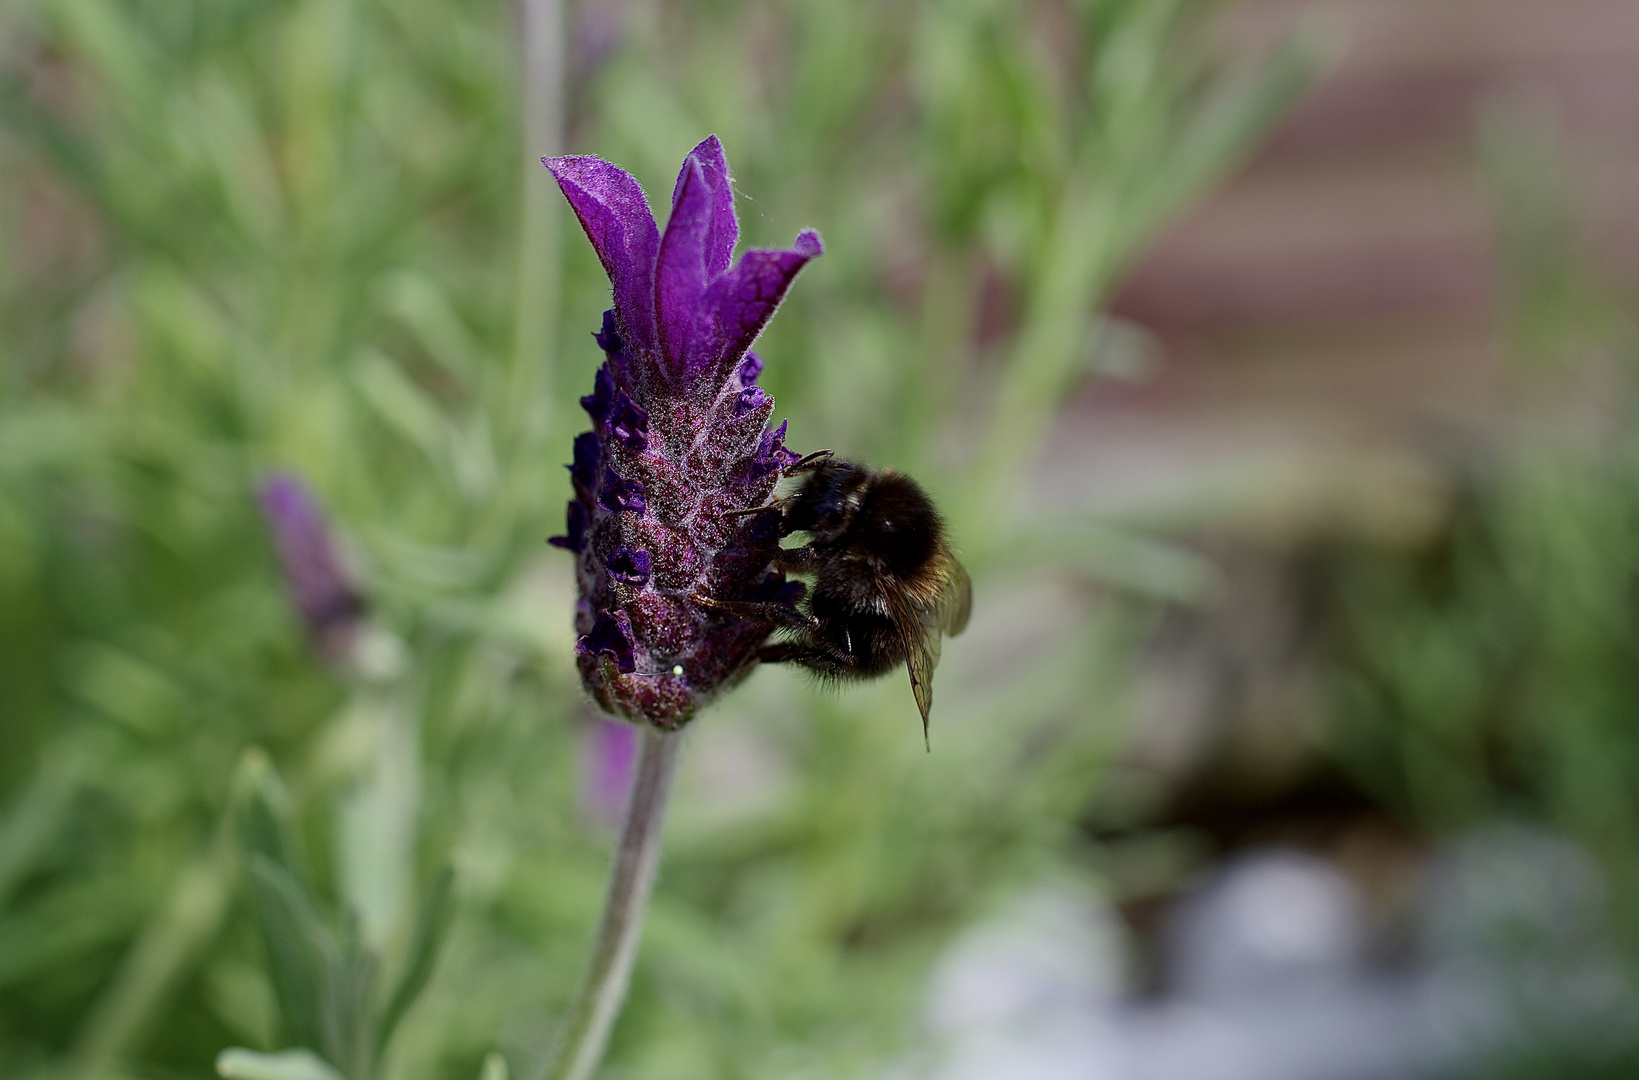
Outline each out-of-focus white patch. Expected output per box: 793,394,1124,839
902,836,1638,1080
1167,850,1364,1000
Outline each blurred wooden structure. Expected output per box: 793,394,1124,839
1052,0,1639,536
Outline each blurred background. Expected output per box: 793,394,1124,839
3,0,1639,1078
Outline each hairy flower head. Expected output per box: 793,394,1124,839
545,136,821,727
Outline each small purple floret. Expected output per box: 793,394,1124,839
607,545,652,587
581,366,615,421
597,472,646,516
579,610,637,674
569,432,601,489
549,501,589,552
609,393,649,451
544,136,822,727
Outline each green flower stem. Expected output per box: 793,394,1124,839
546,726,684,1080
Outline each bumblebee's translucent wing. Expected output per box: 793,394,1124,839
942,557,972,637
899,612,941,751
894,553,971,749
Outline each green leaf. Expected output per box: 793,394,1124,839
476,1051,509,1080
246,856,338,1063
243,774,305,883
377,866,456,1051
215,1047,346,1080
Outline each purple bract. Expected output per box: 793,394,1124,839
545,136,822,727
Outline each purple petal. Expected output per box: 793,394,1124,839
655,155,713,380
543,156,660,356
739,419,799,487
699,230,823,383
734,386,768,415
737,352,764,387
671,135,738,279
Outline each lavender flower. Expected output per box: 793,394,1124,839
544,136,821,728
257,472,365,661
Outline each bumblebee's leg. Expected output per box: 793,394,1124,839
722,502,782,519
771,545,820,574
755,640,856,674
691,595,818,633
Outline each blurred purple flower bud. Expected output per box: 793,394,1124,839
257,472,365,659
544,136,822,727
580,715,637,822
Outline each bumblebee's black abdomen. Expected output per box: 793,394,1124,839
846,473,940,580
809,588,903,676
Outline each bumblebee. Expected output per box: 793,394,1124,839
705,452,972,746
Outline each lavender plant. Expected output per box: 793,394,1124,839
540,136,821,1080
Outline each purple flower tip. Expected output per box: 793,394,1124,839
257,472,365,657
545,137,822,727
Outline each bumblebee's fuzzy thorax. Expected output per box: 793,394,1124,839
844,470,944,584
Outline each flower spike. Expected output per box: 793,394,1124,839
544,138,822,727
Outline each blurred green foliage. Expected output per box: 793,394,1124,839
1325,105,1639,976
0,0,1313,1077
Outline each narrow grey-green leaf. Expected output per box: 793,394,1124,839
246,856,338,1062
215,1047,345,1080
376,866,455,1050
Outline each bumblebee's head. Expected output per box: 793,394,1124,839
781,460,871,542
